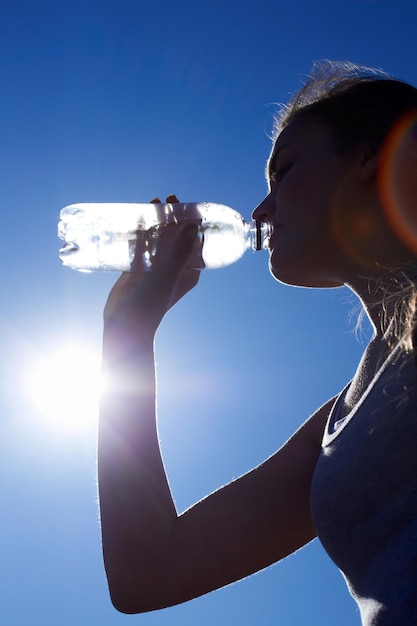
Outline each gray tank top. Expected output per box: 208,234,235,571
310,346,417,625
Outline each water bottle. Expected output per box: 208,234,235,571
58,202,272,272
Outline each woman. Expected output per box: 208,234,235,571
98,61,417,625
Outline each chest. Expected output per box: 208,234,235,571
340,339,395,420
311,351,417,622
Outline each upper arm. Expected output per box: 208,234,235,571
112,397,334,613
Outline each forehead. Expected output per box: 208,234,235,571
266,116,336,182
271,116,334,158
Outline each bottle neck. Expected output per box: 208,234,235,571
246,220,273,251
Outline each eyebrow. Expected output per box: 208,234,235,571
265,143,290,182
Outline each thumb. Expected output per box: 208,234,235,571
149,222,200,310
168,222,200,270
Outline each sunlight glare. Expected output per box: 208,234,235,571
31,344,101,430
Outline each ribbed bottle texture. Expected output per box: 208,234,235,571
58,202,272,272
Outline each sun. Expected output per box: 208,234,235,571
31,343,101,431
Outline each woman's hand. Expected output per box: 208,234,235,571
103,195,200,338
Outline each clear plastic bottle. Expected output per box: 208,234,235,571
58,202,272,272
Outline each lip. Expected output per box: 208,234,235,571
268,225,280,250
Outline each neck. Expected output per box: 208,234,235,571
346,268,417,341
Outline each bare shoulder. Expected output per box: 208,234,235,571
287,395,336,450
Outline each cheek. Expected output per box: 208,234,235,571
275,153,350,230
280,168,330,224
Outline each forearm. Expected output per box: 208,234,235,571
98,223,205,612
98,329,178,611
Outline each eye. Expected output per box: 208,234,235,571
270,163,293,185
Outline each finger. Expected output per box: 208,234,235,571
168,222,199,269
150,197,162,204
104,225,201,329
152,222,196,279
149,225,200,312
166,193,179,203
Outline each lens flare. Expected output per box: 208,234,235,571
379,111,417,253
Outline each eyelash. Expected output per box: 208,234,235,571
270,163,292,184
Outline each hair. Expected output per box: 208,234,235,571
274,60,417,355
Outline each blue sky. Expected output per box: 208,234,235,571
1,1,417,624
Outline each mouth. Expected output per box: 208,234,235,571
268,226,280,250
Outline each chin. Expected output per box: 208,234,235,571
269,260,343,289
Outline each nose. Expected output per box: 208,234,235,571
252,193,274,223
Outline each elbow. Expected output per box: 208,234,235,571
102,549,187,613
110,596,145,615
106,574,178,614
107,578,157,614
109,587,154,615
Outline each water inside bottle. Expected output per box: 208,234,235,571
58,202,257,271
134,219,247,270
